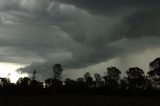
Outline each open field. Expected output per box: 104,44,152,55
1,95,160,106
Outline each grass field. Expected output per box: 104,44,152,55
1,95,160,106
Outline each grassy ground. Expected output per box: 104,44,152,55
1,95,160,106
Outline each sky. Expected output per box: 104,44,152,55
0,0,160,82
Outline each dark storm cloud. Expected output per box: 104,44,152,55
123,8,160,38
57,0,160,15
0,0,159,79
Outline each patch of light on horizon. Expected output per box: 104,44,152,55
0,62,28,83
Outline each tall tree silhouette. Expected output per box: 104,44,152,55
84,72,94,88
53,64,63,80
52,64,63,95
126,67,145,90
103,67,121,91
148,58,160,88
94,73,103,87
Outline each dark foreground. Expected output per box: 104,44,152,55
1,95,160,106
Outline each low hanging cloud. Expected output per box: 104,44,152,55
0,0,159,80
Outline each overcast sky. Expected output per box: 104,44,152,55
0,0,160,80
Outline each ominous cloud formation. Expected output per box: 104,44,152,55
0,0,160,80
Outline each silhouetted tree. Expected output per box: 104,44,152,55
64,78,76,89
126,67,145,90
94,73,103,87
76,78,86,88
16,77,31,94
53,79,63,88
104,67,121,91
145,75,153,90
45,78,54,88
29,70,43,90
149,58,160,74
30,80,43,89
148,58,160,88
44,78,63,94
52,64,63,95
84,72,94,88
120,78,128,90
0,78,10,87
53,64,63,80
16,77,31,88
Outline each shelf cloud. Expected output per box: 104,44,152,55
0,0,159,80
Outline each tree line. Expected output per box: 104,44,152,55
1,58,160,95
